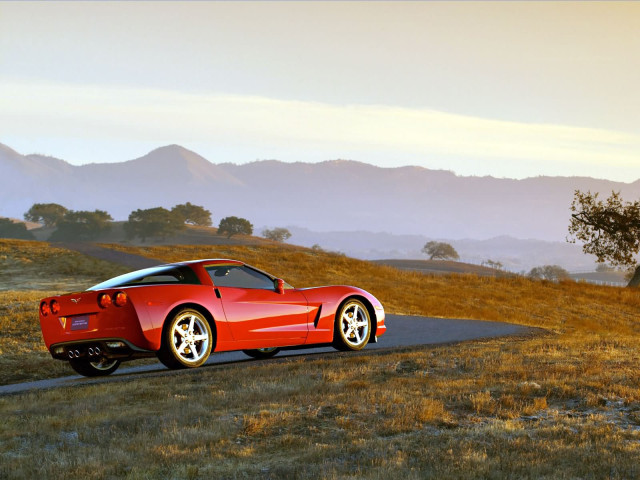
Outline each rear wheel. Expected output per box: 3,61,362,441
333,299,371,351
157,309,213,369
69,358,121,377
242,347,281,359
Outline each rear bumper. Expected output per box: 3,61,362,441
49,338,155,361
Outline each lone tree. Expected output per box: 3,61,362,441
262,227,292,243
124,207,185,242
0,218,35,240
482,259,503,270
528,265,570,282
24,203,68,227
171,202,212,226
217,216,253,238
422,241,460,260
49,209,113,241
568,190,640,287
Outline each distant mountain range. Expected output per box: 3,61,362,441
2,141,638,268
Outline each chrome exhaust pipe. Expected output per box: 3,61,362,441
74,350,80,358
88,347,94,356
94,346,101,355
68,351,74,359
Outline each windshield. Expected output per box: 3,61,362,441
88,265,201,290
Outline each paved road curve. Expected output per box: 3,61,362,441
0,314,534,395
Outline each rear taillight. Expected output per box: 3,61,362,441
98,293,112,309
50,300,60,315
40,301,50,316
114,291,128,307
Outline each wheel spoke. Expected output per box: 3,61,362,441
188,316,195,334
193,334,208,341
176,341,188,355
352,305,359,319
354,329,361,343
357,320,368,327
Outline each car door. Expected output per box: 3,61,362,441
205,264,309,345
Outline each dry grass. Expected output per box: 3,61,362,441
1,339,639,479
0,240,130,384
0,290,73,384
2,240,640,478
0,239,128,291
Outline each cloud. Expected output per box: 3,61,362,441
1,79,639,179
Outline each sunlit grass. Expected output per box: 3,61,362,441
0,239,128,291
1,338,639,478
2,239,640,477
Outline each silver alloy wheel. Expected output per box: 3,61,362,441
90,358,119,371
339,301,370,349
170,311,211,365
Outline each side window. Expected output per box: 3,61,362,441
207,265,275,290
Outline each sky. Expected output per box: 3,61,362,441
1,1,639,181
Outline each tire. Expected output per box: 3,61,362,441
69,358,121,377
157,309,213,369
333,299,371,351
242,347,281,359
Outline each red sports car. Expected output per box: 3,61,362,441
39,259,386,377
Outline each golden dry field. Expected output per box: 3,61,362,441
1,240,640,478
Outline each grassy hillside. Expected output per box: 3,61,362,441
2,240,640,478
0,239,128,291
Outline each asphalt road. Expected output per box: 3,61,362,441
0,314,535,395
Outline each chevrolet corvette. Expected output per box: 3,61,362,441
39,259,386,377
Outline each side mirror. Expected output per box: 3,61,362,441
275,278,285,295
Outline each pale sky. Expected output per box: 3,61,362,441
1,1,639,181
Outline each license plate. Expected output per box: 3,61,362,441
71,315,90,331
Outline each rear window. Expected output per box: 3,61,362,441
88,265,201,290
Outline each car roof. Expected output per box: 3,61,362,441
179,259,245,267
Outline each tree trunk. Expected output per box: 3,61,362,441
627,265,640,287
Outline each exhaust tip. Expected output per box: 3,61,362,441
94,346,101,355
68,351,74,359
88,347,94,356
74,350,80,358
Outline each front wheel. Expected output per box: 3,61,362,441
69,358,121,377
157,309,213,369
242,347,281,359
333,299,371,351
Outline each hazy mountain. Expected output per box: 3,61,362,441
2,142,639,245
279,227,598,271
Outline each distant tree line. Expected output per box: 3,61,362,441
9,202,301,244
0,218,35,240
0,202,267,243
